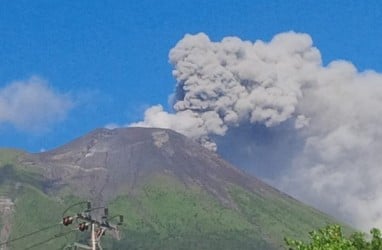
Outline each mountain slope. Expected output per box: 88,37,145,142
0,128,344,249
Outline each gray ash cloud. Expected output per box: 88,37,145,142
130,31,382,230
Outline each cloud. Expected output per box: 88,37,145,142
130,104,224,150
133,32,320,149
0,76,73,132
281,64,382,229
128,31,382,230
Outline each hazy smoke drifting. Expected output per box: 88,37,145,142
131,31,382,230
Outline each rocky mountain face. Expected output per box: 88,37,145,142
30,127,278,205
0,128,343,249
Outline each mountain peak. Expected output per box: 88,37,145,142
31,127,270,205
1,127,343,249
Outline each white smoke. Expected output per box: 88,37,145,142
130,31,382,230
0,76,73,132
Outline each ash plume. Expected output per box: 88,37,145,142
130,31,382,230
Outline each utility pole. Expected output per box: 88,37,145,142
62,202,123,250
91,223,96,250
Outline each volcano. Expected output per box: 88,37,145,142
0,128,341,249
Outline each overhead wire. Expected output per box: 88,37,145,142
60,201,90,243
0,201,89,248
23,229,77,250
0,223,61,246
0,201,116,249
61,201,90,217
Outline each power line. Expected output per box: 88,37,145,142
0,202,86,248
0,223,61,246
23,229,77,250
62,202,124,250
0,201,123,249
62,201,91,217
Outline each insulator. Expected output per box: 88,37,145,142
117,215,124,225
62,216,73,226
78,222,88,231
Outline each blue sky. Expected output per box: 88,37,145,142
1,0,382,152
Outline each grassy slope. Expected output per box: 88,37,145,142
0,150,81,249
105,175,271,249
104,175,340,249
0,149,344,250
229,186,337,246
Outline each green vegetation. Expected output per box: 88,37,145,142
0,150,82,249
100,175,343,249
285,224,382,250
10,185,75,249
229,186,342,246
0,149,350,249
0,149,43,193
106,175,271,249
0,149,23,165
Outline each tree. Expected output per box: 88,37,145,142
285,224,382,250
